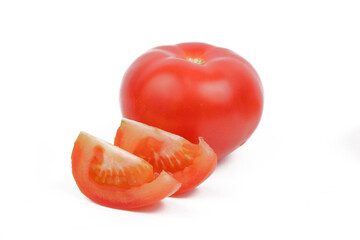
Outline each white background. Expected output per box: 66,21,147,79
1,0,360,239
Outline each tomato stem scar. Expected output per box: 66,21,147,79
186,57,205,64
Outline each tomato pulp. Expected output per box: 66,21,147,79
120,42,263,159
71,132,181,209
114,118,217,195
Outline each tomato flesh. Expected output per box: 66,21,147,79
72,132,181,209
114,118,217,194
132,136,196,173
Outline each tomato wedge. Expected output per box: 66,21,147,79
114,119,217,195
71,132,181,209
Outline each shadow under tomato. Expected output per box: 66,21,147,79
344,128,360,160
128,201,165,213
170,188,199,198
216,153,235,168
85,198,166,213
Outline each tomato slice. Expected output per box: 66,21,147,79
114,119,217,195
71,132,181,209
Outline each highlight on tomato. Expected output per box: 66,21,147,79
71,132,181,209
114,118,218,195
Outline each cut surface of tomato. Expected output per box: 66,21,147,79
114,118,217,195
71,132,181,209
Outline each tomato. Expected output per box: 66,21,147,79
114,118,217,195
120,42,263,159
71,132,181,209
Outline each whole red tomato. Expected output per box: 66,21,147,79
120,42,263,159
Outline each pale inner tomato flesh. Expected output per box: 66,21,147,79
132,137,198,173
88,145,153,188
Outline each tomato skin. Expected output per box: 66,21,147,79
120,42,263,159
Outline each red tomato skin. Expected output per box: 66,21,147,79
120,42,263,159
